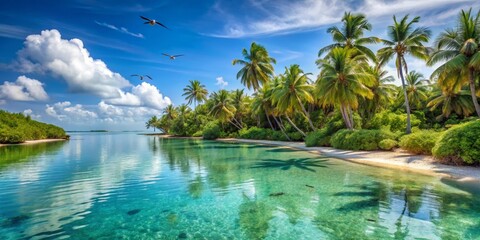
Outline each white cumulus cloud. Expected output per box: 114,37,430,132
216,76,228,88
0,75,48,101
106,82,172,110
15,29,131,98
23,109,41,119
97,101,163,123
46,101,97,121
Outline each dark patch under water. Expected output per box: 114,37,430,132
127,209,141,216
178,232,187,239
2,215,30,227
269,192,285,197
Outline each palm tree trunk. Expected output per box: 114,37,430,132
232,118,243,129
228,119,242,130
348,107,354,129
273,116,291,141
398,65,412,134
469,69,480,118
296,96,316,130
264,109,274,130
285,115,306,137
194,100,197,124
340,105,352,130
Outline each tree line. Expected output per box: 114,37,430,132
0,110,68,143
146,9,480,164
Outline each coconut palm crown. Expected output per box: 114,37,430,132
428,8,480,117
319,12,380,61
233,42,276,91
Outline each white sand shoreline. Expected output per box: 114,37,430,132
0,138,67,147
216,138,480,182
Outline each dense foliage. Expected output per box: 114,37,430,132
399,130,441,155
238,127,288,141
305,129,332,147
202,121,221,140
378,139,398,151
330,129,396,151
368,111,421,133
0,110,67,144
144,9,480,164
433,121,480,165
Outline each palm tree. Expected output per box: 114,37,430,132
316,47,374,129
427,88,474,119
232,42,276,91
404,71,431,109
145,116,159,132
231,89,247,125
163,104,177,120
182,80,208,110
267,76,295,138
428,8,480,117
250,84,290,140
210,90,242,129
177,104,191,116
360,65,397,120
272,64,316,131
319,12,379,61
251,86,275,129
377,15,431,134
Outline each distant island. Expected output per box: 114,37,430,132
0,110,68,144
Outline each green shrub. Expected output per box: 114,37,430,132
305,129,331,147
433,121,480,165
287,132,304,141
0,129,26,144
399,130,441,155
239,127,269,139
192,131,203,137
379,139,398,151
330,129,396,151
271,131,288,141
202,122,221,140
238,127,289,141
368,111,421,132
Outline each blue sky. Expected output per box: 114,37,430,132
0,0,479,131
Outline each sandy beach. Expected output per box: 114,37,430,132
217,138,480,182
0,138,67,147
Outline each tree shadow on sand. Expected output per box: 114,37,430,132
251,157,330,172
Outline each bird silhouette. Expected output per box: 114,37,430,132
140,16,168,29
131,74,152,80
162,53,184,60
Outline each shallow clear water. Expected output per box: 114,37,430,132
0,133,480,239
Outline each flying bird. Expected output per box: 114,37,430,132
131,74,152,80
162,53,184,60
140,16,168,29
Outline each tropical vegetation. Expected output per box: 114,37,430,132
0,110,68,144
146,9,480,165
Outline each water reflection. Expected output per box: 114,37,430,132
238,194,273,239
0,141,65,170
155,138,480,239
252,157,330,172
1,135,480,239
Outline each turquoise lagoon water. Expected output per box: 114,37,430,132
0,132,480,239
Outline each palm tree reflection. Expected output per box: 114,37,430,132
252,157,330,172
238,194,273,239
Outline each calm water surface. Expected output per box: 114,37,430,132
0,133,479,239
